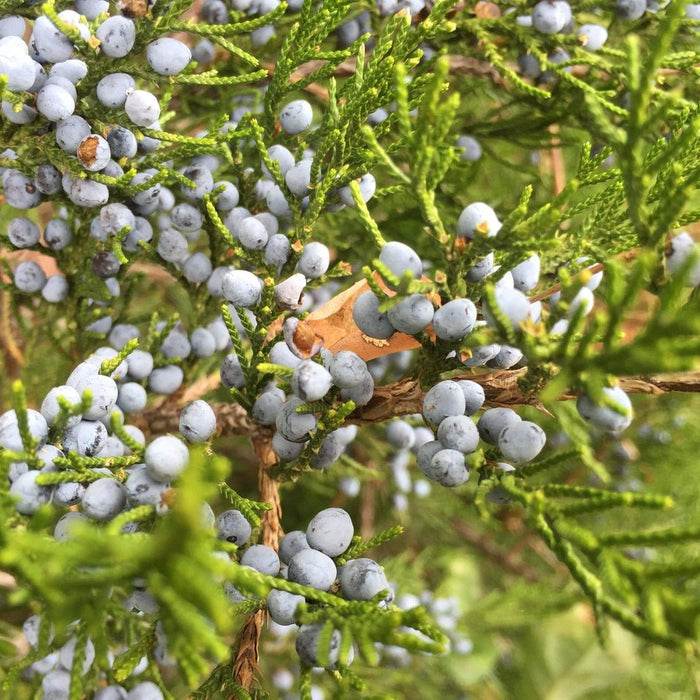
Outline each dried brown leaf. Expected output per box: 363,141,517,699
474,1,501,18
304,279,421,361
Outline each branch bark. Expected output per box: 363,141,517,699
139,369,700,438
231,435,282,692
231,611,263,694
254,435,283,551
350,370,700,424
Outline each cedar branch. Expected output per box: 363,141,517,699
139,369,700,437
231,436,282,692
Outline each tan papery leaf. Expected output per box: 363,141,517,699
303,278,422,361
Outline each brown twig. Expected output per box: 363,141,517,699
231,435,282,692
138,369,700,438
528,251,640,304
134,398,254,439
526,534,567,574
259,53,503,105
0,291,24,371
548,124,566,197
254,435,283,551
451,520,541,582
359,481,376,542
231,610,264,694
351,370,700,424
